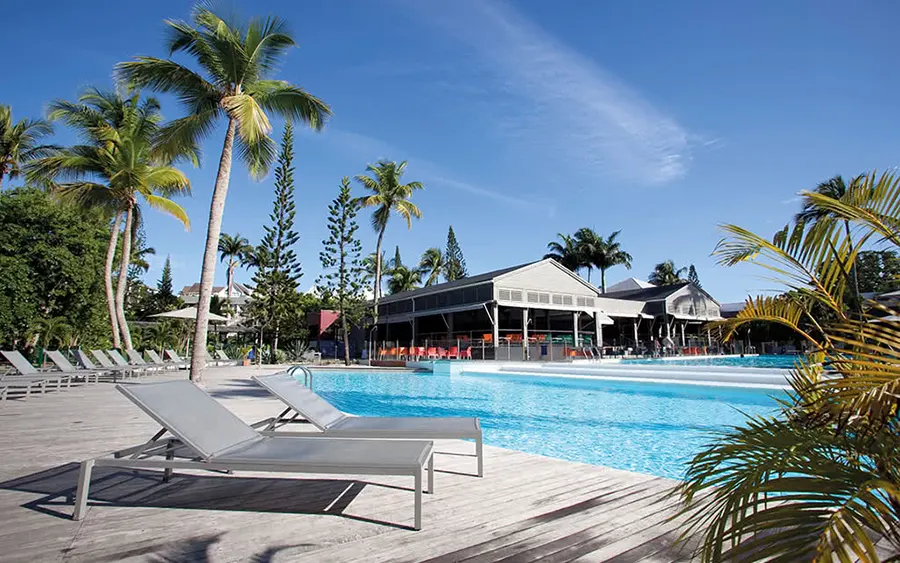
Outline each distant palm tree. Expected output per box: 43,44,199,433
796,174,866,309
354,161,424,304
33,316,72,349
146,320,177,353
218,232,252,301
0,105,57,189
363,251,383,288
418,247,446,286
118,4,331,380
388,264,422,295
578,229,632,293
544,233,582,272
34,88,194,350
649,260,687,286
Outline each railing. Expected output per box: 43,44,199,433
287,365,313,388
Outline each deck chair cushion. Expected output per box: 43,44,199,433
252,373,347,430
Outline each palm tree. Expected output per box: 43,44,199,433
678,170,900,562
362,251,383,288
418,247,445,286
117,4,331,379
796,175,866,311
387,264,421,295
648,260,687,286
218,232,252,301
354,161,424,305
544,233,582,272
0,105,57,189
582,229,633,293
34,88,194,350
32,316,72,349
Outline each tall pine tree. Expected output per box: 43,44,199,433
444,225,467,281
249,122,303,357
317,178,367,365
154,255,179,312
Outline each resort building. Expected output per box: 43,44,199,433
179,282,253,325
373,258,722,360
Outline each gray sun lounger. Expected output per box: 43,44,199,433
76,350,131,381
125,349,166,372
74,380,434,529
108,350,154,375
215,349,243,366
1,350,72,394
165,349,206,368
90,350,139,379
45,351,101,383
145,350,182,370
253,372,483,477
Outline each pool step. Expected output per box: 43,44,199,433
497,364,790,387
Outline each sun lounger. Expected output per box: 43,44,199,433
73,380,435,529
215,349,243,366
45,350,101,383
145,349,183,370
90,350,139,379
125,349,165,372
1,350,72,393
253,372,483,477
76,350,130,382
165,349,206,368
108,349,154,375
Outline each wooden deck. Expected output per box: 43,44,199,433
0,366,695,562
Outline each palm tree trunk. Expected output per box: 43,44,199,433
191,118,237,382
273,324,279,362
115,203,134,349
601,269,606,294
586,268,591,283
374,228,386,303
342,310,350,366
106,213,123,348
227,261,235,301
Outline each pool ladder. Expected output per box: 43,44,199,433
287,365,313,388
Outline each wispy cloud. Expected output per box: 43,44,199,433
781,196,802,205
317,128,553,214
407,0,695,185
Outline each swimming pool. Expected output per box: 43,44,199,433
623,354,800,369
309,370,783,480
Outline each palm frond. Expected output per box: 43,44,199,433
246,80,331,130
142,194,190,230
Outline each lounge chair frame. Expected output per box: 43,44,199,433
74,383,435,529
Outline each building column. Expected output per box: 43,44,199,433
632,320,639,349
522,308,529,361
411,317,417,348
447,312,454,339
680,321,686,348
491,303,499,350
573,312,579,347
707,328,712,349
594,312,604,358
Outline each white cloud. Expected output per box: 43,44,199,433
408,0,694,185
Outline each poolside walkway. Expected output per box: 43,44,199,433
0,365,695,563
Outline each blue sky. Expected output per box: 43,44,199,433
4,0,899,302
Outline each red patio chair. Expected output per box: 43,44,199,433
438,348,448,359
426,347,438,359
461,346,472,359
416,346,426,359
447,346,459,359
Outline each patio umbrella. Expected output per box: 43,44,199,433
149,307,228,354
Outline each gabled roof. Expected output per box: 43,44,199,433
603,282,690,301
606,277,656,293
377,261,536,303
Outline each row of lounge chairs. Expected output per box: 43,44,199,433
0,348,244,403
75,372,483,530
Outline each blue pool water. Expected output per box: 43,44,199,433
624,354,799,369
309,370,783,480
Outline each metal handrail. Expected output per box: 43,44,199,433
287,365,313,388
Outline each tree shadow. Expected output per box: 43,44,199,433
0,462,418,530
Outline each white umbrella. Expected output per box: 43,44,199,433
149,307,228,355
149,307,228,323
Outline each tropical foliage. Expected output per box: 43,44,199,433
418,247,446,287
0,189,110,348
218,232,252,302
545,228,632,291
676,170,900,562
118,3,331,379
544,233,581,271
0,105,56,189
33,87,194,350
649,260,688,286
318,178,367,365
354,160,424,304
